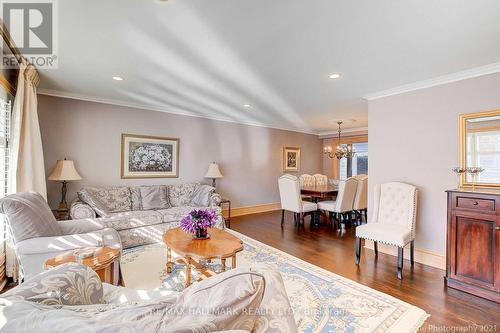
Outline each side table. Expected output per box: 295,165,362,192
220,198,231,228
44,247,121,285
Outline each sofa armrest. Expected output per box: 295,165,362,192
15,228,121,255
2,263,105,305
70,200,97,219
57,218,105,235
210,192,222,207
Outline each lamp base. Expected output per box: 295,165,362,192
58,181,69,213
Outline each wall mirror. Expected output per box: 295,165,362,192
459,110,500,188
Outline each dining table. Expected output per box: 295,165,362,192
300,184,338,225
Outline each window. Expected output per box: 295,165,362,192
0,99,11,198
467,131,500,183
0,98,11,289
339,142,368,180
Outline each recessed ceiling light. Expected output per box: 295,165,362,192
112,76,124,81
243,104,251,108
329,73,341,79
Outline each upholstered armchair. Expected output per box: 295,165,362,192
355,182,418,279
317,177,358,229
278,174,317,226
0,192,122,280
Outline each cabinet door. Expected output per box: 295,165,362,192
449,214,497,292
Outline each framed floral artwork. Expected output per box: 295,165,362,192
283,146,300,172
121,134,179,178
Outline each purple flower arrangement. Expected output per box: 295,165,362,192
180,209,218,239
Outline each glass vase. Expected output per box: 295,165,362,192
194,228,209,240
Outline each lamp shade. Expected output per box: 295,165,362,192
204,162,223,179
48,159,82,181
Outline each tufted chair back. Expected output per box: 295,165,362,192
334,177,358,212
299,174,315,187
278,174,303,213
354,174,368,180
372,182,418,237
353,177,368,210
313,174,328,186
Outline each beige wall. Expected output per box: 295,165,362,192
38,95,323,209
368,72,500,255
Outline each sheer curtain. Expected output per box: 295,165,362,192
6,59,46,278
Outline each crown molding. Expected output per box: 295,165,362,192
362,61,500,101
37,88,318,135
318,127,368,139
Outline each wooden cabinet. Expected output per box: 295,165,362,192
446,190,499,303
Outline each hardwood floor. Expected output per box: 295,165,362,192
231,210,500,330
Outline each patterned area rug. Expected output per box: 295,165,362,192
121,229,429,333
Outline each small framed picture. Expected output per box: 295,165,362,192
283,146,301,172
121,134,179,179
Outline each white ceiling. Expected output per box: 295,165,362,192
38,0,500,134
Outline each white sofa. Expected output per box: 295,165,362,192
0,262,298,333
70,183,224,248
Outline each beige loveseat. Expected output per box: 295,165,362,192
70,183,224,248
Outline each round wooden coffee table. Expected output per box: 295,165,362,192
163,228,244,287
44,247,120,285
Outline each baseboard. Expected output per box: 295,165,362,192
222,202,281,218
364,241,445,270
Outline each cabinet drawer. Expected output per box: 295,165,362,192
455,196,496,212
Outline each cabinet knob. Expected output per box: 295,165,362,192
472,201,479,206
496,226,500,231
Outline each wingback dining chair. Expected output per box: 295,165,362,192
355,182,418,279
353,176,368,224
313,174,328,186
278,174,318,226
299,174,315,187
317,177,357,229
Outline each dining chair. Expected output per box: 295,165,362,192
353,176,368,224
313,174,328,186
299,174,315,201
299,174,315,187
355,182,418,279
278,174,318,226
317,177,357,229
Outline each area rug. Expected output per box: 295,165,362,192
121,229,429,333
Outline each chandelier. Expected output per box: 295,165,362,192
323,121,356,159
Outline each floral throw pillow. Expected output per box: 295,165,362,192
3,263,104,306
168,183,199,207
79,187,132,215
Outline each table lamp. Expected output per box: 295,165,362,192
48,158,82,213
204,162,223,188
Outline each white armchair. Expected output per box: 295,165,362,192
317,178,357,229
355,182,418,279
278,175,317,226
0,192,122,280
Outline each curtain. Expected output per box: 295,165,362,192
6,58,45,279
8,59,46,198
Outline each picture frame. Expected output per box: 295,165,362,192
283,146,301,172
121,133,179,179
